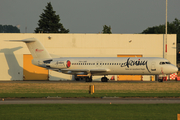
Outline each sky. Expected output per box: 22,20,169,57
0,0,180,33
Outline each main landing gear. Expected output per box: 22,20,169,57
75,75,92,82
101,76,109,82
85,77,92,82
158,79,163,82
75,75,109,82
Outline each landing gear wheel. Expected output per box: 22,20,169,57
75,78,80,81
85,77,92,82
158,79,163,82
101,77,109,82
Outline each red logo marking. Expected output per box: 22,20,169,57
35,49,44,52
67,60,71,68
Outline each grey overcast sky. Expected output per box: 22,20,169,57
0,0,180,33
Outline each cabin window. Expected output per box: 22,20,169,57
85,63,86,65
107,63,109,65
93,63,95,65
160,62,165,65
115,63,116,65
160,62,171,65
110,63,111,65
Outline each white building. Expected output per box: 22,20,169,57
0,33,177,81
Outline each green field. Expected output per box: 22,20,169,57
0,82,180,98
0,104,180,120
1,82,180,120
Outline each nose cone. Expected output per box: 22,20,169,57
170,66,178,73
175,66,178,73
164,65,178,74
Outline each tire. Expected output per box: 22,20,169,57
101,77,108,82
86,77,92,82
158,79,163,82
75,78,80,81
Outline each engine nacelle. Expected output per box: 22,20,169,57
48,60,71,69
32,59,71,69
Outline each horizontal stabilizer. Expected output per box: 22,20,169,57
5,38,36,43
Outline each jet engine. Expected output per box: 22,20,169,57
44,60,70,69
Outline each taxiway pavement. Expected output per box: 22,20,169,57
1,98,180,104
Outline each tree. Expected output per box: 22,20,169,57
141,18,180,43
34,2,69,33
0,25,20,33
102,25,112,34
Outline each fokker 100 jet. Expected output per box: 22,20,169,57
8,38,178,82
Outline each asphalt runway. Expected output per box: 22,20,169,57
1,98,180,104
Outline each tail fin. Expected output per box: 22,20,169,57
7,38,52,59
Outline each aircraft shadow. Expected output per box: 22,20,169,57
0,47,60,80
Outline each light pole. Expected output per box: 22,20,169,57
165,0,168,59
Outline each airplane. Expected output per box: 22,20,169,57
7,38,178,82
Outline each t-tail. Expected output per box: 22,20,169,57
7,38,52,59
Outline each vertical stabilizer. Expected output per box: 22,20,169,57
8,38,52,59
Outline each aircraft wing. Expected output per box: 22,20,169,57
60,68,110,75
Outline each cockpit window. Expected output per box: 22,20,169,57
159,61,171,65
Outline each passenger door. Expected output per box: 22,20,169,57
151,62,156,72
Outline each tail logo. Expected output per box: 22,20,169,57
35,49,44,52
66,60,71,68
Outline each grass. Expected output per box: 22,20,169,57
0,82,180,98
0,104,180,120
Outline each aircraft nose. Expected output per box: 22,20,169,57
175,66,178,72
166,65,178,74
172,66,178,73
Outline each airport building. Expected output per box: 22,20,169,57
0,33,177,81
